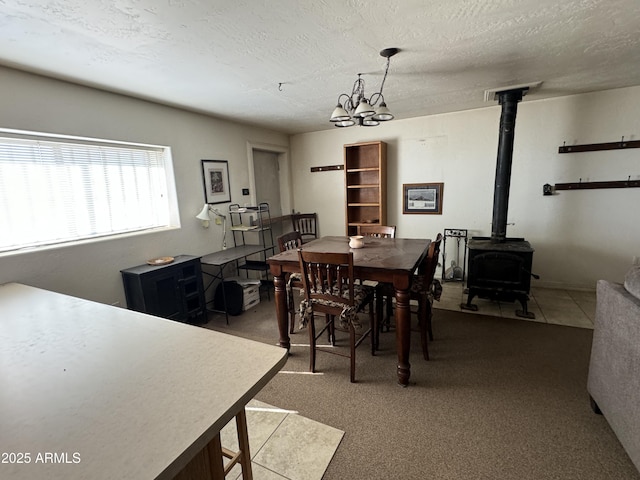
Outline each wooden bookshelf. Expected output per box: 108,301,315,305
344,141,387,236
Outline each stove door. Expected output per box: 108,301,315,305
468,251,532,292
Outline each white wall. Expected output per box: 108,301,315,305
0,66,289,305
2,65,637,297
290,87,640,290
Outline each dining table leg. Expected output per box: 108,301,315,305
272,270,291,351
395,286,412,386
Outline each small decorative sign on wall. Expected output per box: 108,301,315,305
201,159,231,204
403,182,444,214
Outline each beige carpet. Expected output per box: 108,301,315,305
205,299,639,480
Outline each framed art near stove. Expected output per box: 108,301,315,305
201,159,231,204
403,182,444,214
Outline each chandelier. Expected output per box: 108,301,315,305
330,47,399,127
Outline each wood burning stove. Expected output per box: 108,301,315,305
462,87,538,318
464,236,535,318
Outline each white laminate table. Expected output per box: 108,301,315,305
0,283,287,480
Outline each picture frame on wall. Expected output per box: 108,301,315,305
201,159,231,204
403,182,444,214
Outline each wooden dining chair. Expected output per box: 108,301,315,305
359,224,396,238
276,231,303,334
297,249,376,383
412,233,443,360
291,213,318,243
377,233,443,360
358,225,397,341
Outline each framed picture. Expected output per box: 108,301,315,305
201,159,231,204
403,182,444,214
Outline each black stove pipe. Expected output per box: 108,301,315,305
491,88,526,243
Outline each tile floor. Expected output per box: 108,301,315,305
435,281,596,329
220,399,344,480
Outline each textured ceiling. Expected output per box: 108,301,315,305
2,0,640,135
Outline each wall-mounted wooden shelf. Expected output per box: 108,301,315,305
554,179,640,190
559,138,640,153
310,164,344,172
550,136,640,194
544,178,640,195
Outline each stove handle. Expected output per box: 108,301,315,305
523,268,540,280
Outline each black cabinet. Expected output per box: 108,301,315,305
121,255,206,323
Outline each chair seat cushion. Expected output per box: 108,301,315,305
411,276,443,301
411,275,427,294
287,272,302,284
299,284,374,330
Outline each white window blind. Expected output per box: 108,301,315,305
0,132,173,253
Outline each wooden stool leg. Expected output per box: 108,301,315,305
206,434,226,480
235,409,253,480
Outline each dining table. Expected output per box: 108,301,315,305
267,235,431,386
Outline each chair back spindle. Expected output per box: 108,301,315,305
299,252,354,307
292,213,318,243
359,225,396,238
277,230,303,253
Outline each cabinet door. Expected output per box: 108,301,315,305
141,269,183,319
176,261,206,322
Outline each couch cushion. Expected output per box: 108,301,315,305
624,264,640,300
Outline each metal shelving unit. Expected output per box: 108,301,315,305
229,202,275,296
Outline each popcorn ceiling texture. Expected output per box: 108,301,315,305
1,0,640,134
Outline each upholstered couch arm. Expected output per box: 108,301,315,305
587,279,640,473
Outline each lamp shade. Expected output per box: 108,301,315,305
372,102,394,121
334,119,356,128
196,204,211,221
330,105,351,122
354,99,375,117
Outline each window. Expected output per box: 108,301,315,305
0,129,178,253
